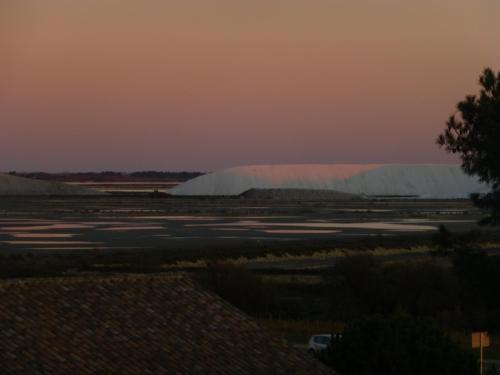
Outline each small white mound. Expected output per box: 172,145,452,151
241,188,360,201
0,173,104,195
169,164,490,198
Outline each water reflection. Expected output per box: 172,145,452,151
9,233,76,238
2,241,98,245
188,220,437,231
1,224,94,231
97,226,164,231
261,229,339,234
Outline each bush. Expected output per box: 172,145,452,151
453,248,500,330
326,312,478,375
326,256,460,321
197,262,275,315
432,225,481,256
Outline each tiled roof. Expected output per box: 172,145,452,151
0,274,334,374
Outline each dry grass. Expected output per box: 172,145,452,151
162,246,432,270
161,241,500,271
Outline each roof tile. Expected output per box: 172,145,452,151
0,274,334,374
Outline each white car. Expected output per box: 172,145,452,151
307,334,342,356
308,334,332,355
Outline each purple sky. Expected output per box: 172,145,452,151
1,0,500,172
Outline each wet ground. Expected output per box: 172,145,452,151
0,196,495,254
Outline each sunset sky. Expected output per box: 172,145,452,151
1,0,499,172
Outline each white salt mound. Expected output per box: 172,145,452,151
169,164,490,198
0,173,104,195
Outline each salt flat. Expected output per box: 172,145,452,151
0,196,493,254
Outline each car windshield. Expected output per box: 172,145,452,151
313,336,331,344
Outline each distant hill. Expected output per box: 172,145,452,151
0,173,104,195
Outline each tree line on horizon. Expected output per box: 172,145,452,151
7,170,205,182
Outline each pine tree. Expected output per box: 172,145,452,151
437,68,500,224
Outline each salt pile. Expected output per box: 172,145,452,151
169,164,489,198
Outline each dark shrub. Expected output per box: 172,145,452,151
326,312,478,375
197,262,275,315
327,256,460,321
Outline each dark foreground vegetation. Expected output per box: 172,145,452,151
199,229,500,327
326,312,478,375
197,229,500,374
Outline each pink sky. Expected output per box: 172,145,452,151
1,0,499,172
